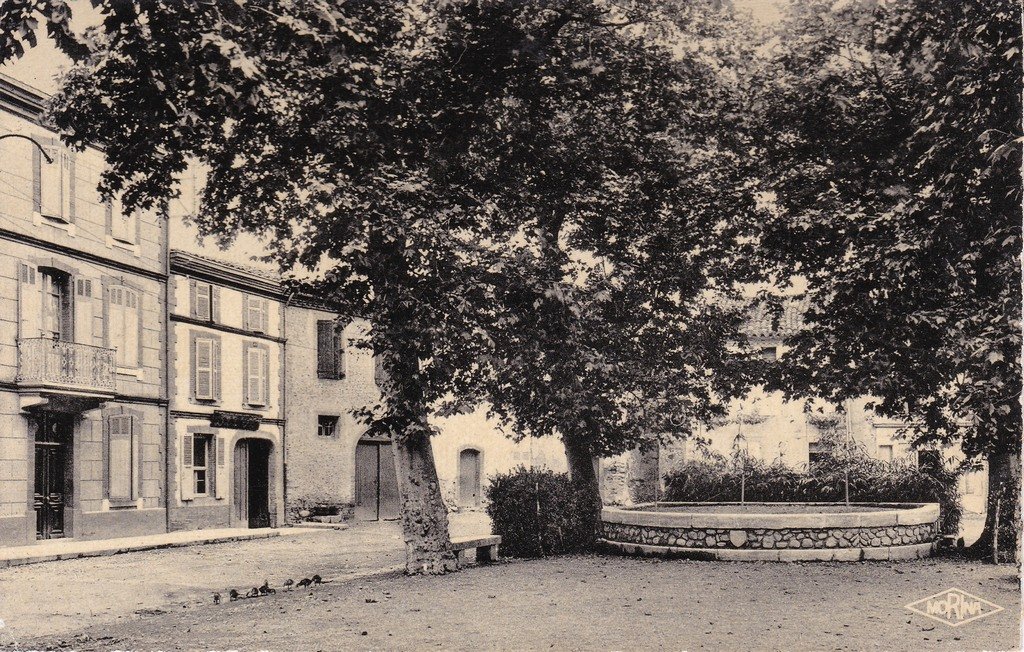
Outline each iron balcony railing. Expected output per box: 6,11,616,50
16,338,116,392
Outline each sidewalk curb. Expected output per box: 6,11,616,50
0,531,282,570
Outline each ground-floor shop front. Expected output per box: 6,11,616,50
168,415,284,532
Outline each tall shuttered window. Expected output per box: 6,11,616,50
107,414,134,501
108,286,141,367
316,320,344,379
244,343,270,407
243,295,269,333
193,336,218,401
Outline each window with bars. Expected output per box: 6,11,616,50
317,415,339,438
191,434,212,496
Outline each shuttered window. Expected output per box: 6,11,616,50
192,434,212,496
244,295,269,333
108,196,139,244
107,414,134,501
244,343,270,407
317,320,343,379
34,141,75,222
193,282,212,321
108,286,141,367
194,337,214,400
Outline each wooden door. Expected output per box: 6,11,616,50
458,448,482,507
247,440,271,528
355,441,400,521
34,415,70,540
377,442,400,521
233,439,249,526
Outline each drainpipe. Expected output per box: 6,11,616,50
281,290,294,523
161,201,172,535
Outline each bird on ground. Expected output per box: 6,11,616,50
312,574,323,585
246,587,260,598
228,589,240,601
283,579,294,590
296,578,312,588
259,580,276,595
212,593,221,605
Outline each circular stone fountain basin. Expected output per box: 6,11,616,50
599,502,940,562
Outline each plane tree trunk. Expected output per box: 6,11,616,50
382,341,458,575
563,435,603,544
966,449,1021,564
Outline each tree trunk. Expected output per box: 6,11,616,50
966,449,1021,564
563,436,603,542
392,421,459,575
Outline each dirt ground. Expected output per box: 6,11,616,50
0,512,490,644
14,554,1020,652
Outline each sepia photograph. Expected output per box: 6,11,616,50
0,0,1019,650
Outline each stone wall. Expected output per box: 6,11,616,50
600,521,937,550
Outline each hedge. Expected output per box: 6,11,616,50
662,452,962,535
484,466,599,558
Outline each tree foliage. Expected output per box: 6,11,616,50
751,0,1021,558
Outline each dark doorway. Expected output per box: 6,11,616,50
458,448,482,507
234,439,272,528
355,440,400,521
34,414,72,540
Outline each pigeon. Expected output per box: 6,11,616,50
283,579,294,590
212,593,221,605
247,587,260,598
296,578,312,588
259,580,276,595
311,574,323,585
228,589,240,601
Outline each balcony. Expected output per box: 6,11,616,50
16,338,116,410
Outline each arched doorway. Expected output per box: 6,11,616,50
354,439,399,521
458,448,482,507
233,438,272,528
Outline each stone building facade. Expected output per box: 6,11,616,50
167,251,285,531
0,73,168,546
282,301,384,522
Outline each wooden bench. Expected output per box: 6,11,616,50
451,535,501,565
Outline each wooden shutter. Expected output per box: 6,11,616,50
66,152,76,223
194,338,213,399
211,286,221,323
18,263,40,339
108,415,133,500
246,345,263,405
39,141,63,219
181,433,194,500
212,338,222,401
215,436,226,499
317,320,335,378
261,300,270,333
31,145,41,214
334,327,344,379
242,295,250,330
194,283,211,321
74,277,94,346
262,346,270,406
208,437,217,499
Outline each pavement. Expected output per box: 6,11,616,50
0,511,492,642
0,526,296,569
